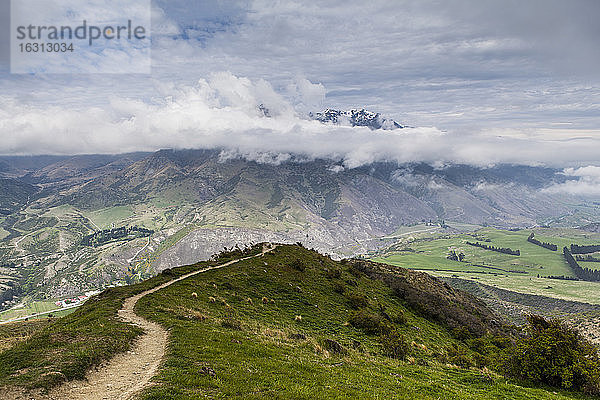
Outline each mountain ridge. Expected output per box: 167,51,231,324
310,108,405,129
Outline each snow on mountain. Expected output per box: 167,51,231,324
310,108,405,130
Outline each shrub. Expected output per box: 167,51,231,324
349,309,391,335
324,338,347,355
380,329,409,360
346,292,369,309
221,282,235,290
377,303,406,325
289,258,306,271
221,317,242,330
502,315,600,394
452,326,473,341
349,262,366,277
333,281,345,294
445,344,473,368
345,279,358,287
326,268,342,279
390,311,407,325
388,273,497,338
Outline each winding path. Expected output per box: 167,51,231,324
45,244,275,400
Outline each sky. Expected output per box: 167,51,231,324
0,0,599,187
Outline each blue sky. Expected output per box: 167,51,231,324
0,0,599,174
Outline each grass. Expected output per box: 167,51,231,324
85,206,135,229
0,300,60,322
372,227,600,304
131,245,591,399
0,261,213,389
0,305,79,324
0,244,595,399
0,245,263,390
0,227,9,241
0,320,53,352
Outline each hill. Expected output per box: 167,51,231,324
0,178,38,216
0,244,594,399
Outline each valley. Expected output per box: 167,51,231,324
1,150,600,326
371,226,600,304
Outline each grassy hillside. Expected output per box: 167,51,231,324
0,246,263,390
0,244,595,399
131,245,587,399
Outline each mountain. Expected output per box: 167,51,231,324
580,222,600,233
0,149,595,303
0,178,39,215
311,108,405,129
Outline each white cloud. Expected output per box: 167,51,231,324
427,180,444,190
1,73,600,170
328,165,345,173
2,0,600,146
543,166,600,196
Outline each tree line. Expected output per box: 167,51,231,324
81,226,154,247
446,250,465,262
570,244,600,254
563,246,600,282
527,232,557,251
466,241,520,256
575,255,600,262
542,275,578,281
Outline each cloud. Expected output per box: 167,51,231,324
1,72,600,171
141,0,600,131
1,0,600,143
391,169,424,188
543,166,600,196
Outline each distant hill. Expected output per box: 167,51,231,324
580,223,600,233
0,149,593,301
0,178,38,215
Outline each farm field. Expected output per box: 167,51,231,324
0,300,63,322
372,226,600,304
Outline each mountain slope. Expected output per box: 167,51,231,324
0,149,595,303
0,244,588,399
0,178,38,215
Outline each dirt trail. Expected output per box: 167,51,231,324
42,244,275,400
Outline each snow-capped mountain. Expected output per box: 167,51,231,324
310,108,405,130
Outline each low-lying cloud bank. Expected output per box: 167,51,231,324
1,73,599,173
543,167,600,196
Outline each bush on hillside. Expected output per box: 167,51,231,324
390,311,407,325
380,329,410,360
288,258,306,271
452,326,473,341
346,292,369,309
502,315,600,394
388,274,498,338
349,309,391,335
332,281,345,294
445,344,473,368
325,268,342,279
